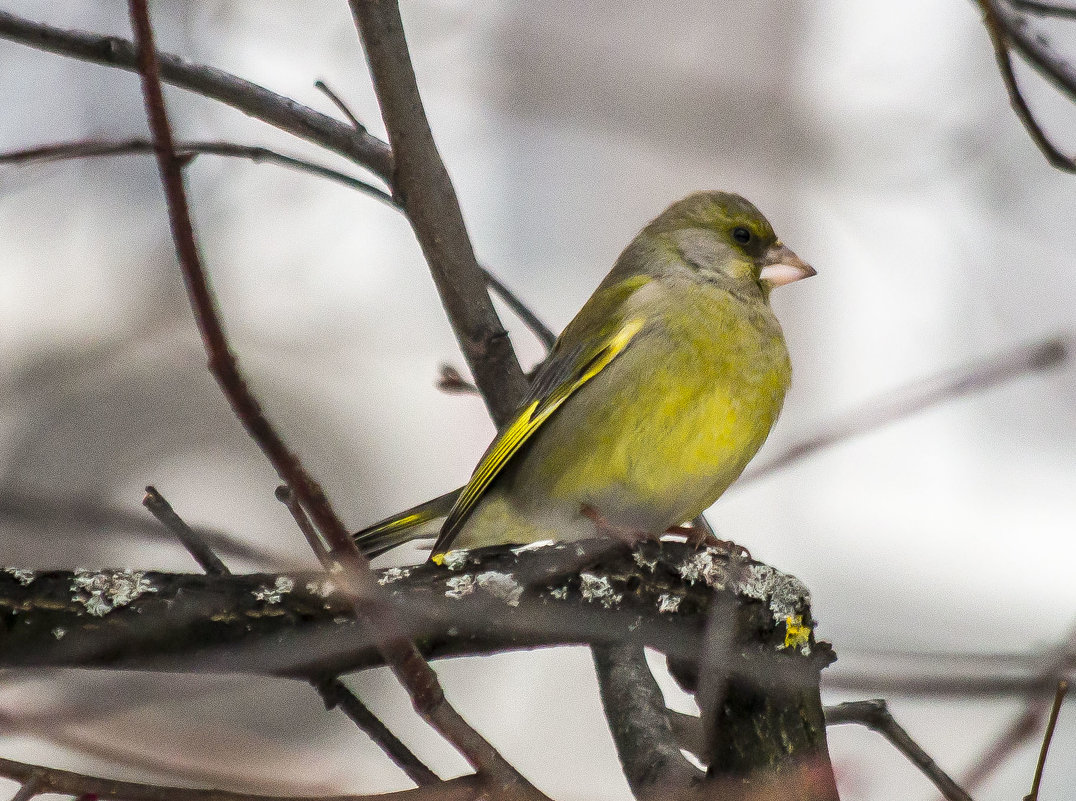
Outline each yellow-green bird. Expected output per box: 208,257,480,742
356,191,814,562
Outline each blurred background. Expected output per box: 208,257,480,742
1,0,1075,799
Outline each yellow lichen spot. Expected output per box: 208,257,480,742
783,615,811,651
431,553,446,566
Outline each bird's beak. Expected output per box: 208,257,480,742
759,243,816,289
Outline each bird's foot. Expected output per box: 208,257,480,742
580,505,650,546
666,523,752,560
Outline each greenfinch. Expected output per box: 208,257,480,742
356,191,814,562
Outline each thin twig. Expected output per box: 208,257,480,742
315,677,440,788
1024,679,1069,801
350,0,528,426
739,336,1068,486
977,0,1076,172
1011,0,1076,19
986,0,1076,104
0,138,395,205
0,138,555,354
0,755,478,801
142,486,230,575
957,622,1076,794
125,5,542,795
0,11,392,181
481,268,557,350
824,700,973,801
314,80,367,131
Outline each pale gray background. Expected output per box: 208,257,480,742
1,1,1075,799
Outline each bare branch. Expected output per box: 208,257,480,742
739,336,1069,485
0,137,554,350
1025,679,1069,801
825,699,973,801
314,79,367,132
124,4,542,795
1012,0,1076,16
977,0,1076,171
316,677,440,788
0,755,479,801
985,0,1076,104
275,489,439,786
957,622,1076,793
350,0,528,426
143,485,230,575
0,11,392,181
592,644,702,798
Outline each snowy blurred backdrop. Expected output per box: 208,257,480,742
1,1,1075,799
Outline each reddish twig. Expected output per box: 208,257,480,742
0,755,478,801
977,0,1076,172
125,4,542,795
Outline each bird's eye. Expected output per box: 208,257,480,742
732,227,751,245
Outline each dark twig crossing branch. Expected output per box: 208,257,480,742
824,700,973,801
143,486,230,575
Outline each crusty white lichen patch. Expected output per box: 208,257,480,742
737,563,809,624
306,578,337,598
632,551,658,571
5,568,36,586
445,574,476,599
71,569,156,617
441,550,471,571
548,585,569,600
511,540,555,555
252,576,294,605
51,627,66,640
677,548,729,589
377,567,411,586
657,593,682,614
476,571,523,607
579,573,622,609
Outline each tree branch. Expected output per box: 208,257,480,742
824,700,973,801
739,336,1068,486
349,0,528,426
0,11,392,181
0,755,479,801
983,0,1076,105
977,0,1076,171
592,644,702,798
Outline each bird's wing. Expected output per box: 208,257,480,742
431,309,648,560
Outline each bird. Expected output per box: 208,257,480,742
355,191,815,563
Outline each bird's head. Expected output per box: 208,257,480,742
640,191,815,298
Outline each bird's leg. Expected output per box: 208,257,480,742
666,522,752,560
580,504,650,545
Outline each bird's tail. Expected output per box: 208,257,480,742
353,488,462,559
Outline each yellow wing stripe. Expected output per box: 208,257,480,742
436,316,645,553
